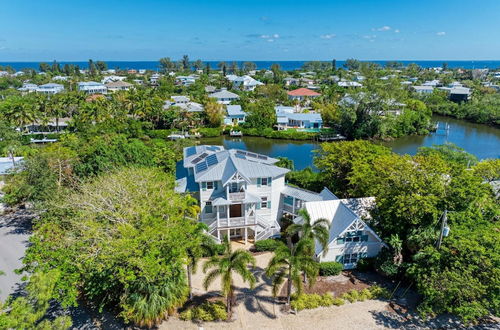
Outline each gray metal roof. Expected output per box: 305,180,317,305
281,185,324,202
227,105,246,116
209,89,239,99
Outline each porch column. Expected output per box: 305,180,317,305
217,229,220,241
244,203,247,225
292,197,296,215
216,205,220,228
244,227,248,245
227,204,230,227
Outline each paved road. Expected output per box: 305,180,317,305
0,207,32,301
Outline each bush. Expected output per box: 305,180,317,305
341,290,360,303
146,129,172,139
368,285,391,299
199,127,222,137
332,297,345,306
254,239,282,252
179,301,227,322
356,257,375,272
291,293,336,311
319,262,343,276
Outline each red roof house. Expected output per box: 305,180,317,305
287,88,321,101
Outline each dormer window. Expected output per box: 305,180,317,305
201,181,218,191
257,177,272,187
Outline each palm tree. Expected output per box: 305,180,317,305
286,208,330,256
265,238,319,306
202,239,256,316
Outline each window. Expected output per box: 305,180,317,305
202,181,217,191
257,177,272,187
344,253,358,264
230,182,238,193
284,195,294,206
206,182,214,190
260,197,270,209
205,201,213,214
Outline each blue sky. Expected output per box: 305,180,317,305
1,0,499,61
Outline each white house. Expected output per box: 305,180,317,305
412,85,434,94
224,105,247,125
36,83,64,95
77,81,107,94
299,199,386,269
176,75,198,86
105,80,133,92
164,95,204,113
102,75,126,84
227,75,264,91
209,88,240,104
176,146,289,243
276,112,323,130
176,145,386,265
18,83,38,94
338,81,363,88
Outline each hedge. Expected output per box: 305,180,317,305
179,301,227,322
240,127,317,140
199,127,222,137
319,261,343,276
254,239,282,252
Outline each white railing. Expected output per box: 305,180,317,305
228,192,245,201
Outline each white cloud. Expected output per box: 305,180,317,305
395,29,400,33
376,26,391,31
436,31,446,36
260,34,279,40
320,34,336,39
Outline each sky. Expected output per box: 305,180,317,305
1,0,499,61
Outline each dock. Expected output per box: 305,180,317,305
317,133,347,142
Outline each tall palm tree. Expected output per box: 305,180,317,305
185,222,216,300
202,239,256,315
265,238,319,306
286,208,330,256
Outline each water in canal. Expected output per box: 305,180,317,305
201,116,500,170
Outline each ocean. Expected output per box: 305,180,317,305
1,60,500,72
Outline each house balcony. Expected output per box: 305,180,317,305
228,191,245,201
216,216,257,228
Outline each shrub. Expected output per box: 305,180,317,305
368,285,391,299
146,129,172,139
179,301,227,322
291,293,336,311
332,297,345,306
319,262,343,276
341,290,360,303
356,257,375,272
254,239,282,252
198,127,222,137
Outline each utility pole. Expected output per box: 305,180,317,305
437,209,447,250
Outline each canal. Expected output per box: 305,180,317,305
201,116,500,170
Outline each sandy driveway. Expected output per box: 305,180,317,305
160,247,391,330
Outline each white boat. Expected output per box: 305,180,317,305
167,134,186,140
230,130,243,137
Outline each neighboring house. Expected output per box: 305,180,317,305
422,80,440,87
412,85,434,94
52,75,68,82
276,112,323,130
105,80,134,92
36,83,64,95
0,157,23,176
23,117,71,133
175,146,289,243
0,71,9,77
338,81,363,88
102,75,126,84
164,95,204,113
298,200,386,269
77,81,107,94
205,85,216,93
150,73,161,85
209,88,240,104
284,77,300,87
224,105,247,125
438,86,472,102
287,88,321,102
176,75,198,86
227,75,264,91
275,105,295,114
17,83,38,94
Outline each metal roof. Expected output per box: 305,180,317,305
281,185,324,202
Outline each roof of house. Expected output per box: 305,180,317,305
105,81,133,88
78,81,106,87
182,146,288,185
287,88,321,97
227,105,246,116
282,185,325,202
282,113,322,122
209,89,240,99
171,95,190,102
38,83,63,88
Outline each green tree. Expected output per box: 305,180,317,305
204,98,225,127
203,239,256,316
245,99,276,129
286,208,330,256
265,238,319,306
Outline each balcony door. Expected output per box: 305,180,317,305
230,204,242,218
